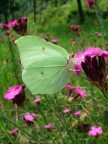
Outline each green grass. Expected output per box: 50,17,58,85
0,15,108,144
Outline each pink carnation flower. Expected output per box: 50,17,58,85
4,85,25,105
4,85,23,100
74,110,82,116
97,33,102,38
23,113,35,121
73,46,108,76
21,17,27,24
70,24,80,32
44,123,52,129
65,84,88,98
4,17,27,36
50,39,57,44
86,0,95,7
88,126,103,137
9,128,19,137
5,20,18,28
33,98,41,103
106,75,108,79
4,30,10,35
95,32,99,35
23,113,35,125
10,38,16,42
63,108,70,114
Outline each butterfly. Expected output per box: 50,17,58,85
15,36,73,95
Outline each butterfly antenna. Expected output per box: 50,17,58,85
70,41,77,53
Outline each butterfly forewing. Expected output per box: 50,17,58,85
15,36,69,68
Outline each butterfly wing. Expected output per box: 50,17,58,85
15,36,71,94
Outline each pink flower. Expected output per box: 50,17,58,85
4,85,25,106
97,33,102,38
24,113,35,121
106,75,108,79
74,51,85,76
33,98,41,103
5,20,18,28
65,84,88,98
75,87,88,98
74,64,82,76
70,25,80,32
50,39,57,44
4,17,27,36
10,38,16,42
73,47,108,76
9,128,19,137
63,108,70,114
84,47,104,57
88,126,103,137
4,30,10,35
44,123,52,129
103,50,108,60
4,85,23,100
21,17,27,24
95,32,99,35
86,0,95,7
23,113,35,125
74,110,82,116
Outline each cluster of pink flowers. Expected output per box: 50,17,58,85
88,126,103,137
74,46,108,76
70,24,81,36
3,17,27,35
95,32,102,38
70,25,80,32
73,46,108,93
65,84,88,99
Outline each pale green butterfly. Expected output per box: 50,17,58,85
15,36,73,95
